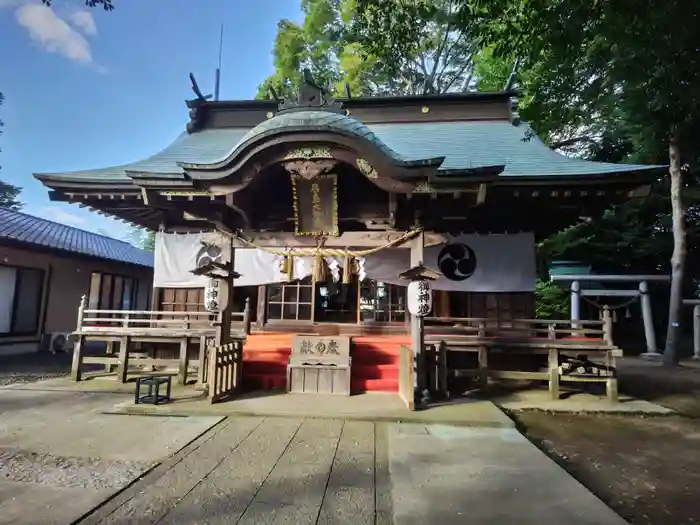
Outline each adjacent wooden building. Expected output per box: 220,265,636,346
0,208,152,356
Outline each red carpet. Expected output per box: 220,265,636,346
241,333,410,393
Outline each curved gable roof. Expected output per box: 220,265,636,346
34,120,664,183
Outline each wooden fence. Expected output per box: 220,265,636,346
70,295,251,384
422,308,620,402
424,311,613,344
207,339,245,403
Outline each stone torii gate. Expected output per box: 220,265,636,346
551,274,671,356
681,299,700,360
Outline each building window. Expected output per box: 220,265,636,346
88,272,139,312
0,265,45,336
359,280,406,323
267,277,313,321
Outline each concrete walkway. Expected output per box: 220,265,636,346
389,424,628,525
0,389,223,525
75,415,628,525
81,416,386,525
0,386,630,525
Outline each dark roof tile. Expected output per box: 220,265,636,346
34,120,665,183
0,208,154,267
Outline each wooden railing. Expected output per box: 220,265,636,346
424,308,613,344
207,339,244,403
70,296,252,384
422,308,620,402
77,297,252,336
398,345,415,411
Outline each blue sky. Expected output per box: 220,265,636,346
0,0,301,241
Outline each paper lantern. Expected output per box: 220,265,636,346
204,278,229,313
407,280,432,317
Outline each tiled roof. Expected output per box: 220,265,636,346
232,110,431,165
35,120,664,182
0,208,154,267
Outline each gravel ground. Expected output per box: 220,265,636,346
0,351,72,386
0,447,155,490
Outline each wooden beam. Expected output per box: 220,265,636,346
233,230,447,248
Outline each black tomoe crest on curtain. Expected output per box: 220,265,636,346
437,243,477,281
196,243,223,268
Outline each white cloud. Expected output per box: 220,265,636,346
3,1,105,69
69,10,96,36
39,206,86,226
15,3,92,63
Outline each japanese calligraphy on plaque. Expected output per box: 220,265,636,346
291,174,339,237
291,335,350,365
407,280,433,317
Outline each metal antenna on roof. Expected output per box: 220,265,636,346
214,24,224,101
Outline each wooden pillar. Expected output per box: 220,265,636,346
434,290,450,318
216,237,235,346
70,295,87,382
548,348,560,400
196,335,208,388
409,231,427,406
256,285,266,328
178,338,189,385
243,297,252,335
605,350,618,402
116,335,130,383
693,305,700,360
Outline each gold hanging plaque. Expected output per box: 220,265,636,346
291,173,339,236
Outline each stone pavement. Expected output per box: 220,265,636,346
0,389,223,525
1,386,632,525
80,416,386,525
389,424,628,525
77,415,629,525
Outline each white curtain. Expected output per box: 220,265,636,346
154,232,315,288
154,231,536,293
363,233,536,292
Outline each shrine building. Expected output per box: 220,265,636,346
34,76,663,399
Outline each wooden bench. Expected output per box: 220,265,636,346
287,335,352,395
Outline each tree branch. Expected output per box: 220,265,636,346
549,136,597,149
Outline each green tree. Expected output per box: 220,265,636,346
257,0,479,100
534,279,570,320
355,0,700,364
128,228,155,252
0,181,23,210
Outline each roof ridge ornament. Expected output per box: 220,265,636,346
276,68,344,115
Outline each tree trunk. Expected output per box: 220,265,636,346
663,129,685,366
